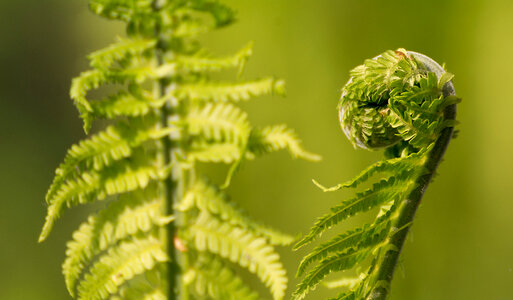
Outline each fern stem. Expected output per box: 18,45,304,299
155,75,180,300
151,2,180,299
154,58,180,300
368,53,457,300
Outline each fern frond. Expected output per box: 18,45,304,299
175,42,253,74
175,78,286,103
112,268,166,300
89,0,152,21
89,37,157,69
294,171,412,250
191,212,288,300
191,255,259,300
296,216,391,277
77,235,167,300
249,125,321,161
90,91,161,119
185,103,251,145
330,290,357,300
391,72,439,105
62,186,166,296
49,120,170,198
70,69,126,132
186,142,242,164
40,157,164,242
178,179,294,246
293,248,373,300
71,65,175,132
313,146,431,192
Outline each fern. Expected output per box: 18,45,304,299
39,1,319,299
294,49,460,300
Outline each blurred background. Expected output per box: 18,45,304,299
1,0,512,299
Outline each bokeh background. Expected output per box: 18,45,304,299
1,0,513,299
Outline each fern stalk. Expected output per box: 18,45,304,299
153,37,179,300
151,2,184,298
368,53,456,299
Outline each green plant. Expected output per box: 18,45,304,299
293,49,460,300
39,1,319,299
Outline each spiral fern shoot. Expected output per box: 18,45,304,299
39,1,319,299
293,49,460,300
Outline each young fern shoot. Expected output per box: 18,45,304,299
293,49,460,300
39,1,319,299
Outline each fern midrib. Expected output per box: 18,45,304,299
150,3,179,300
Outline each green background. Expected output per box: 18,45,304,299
1,0,512,299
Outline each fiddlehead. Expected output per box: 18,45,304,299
293,49,460,300
39,1,319,299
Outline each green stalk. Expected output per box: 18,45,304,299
369,53,457,300
152,1,179,299
154,53,179,300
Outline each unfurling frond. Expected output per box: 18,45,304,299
41,1,319,299
295,49,458,299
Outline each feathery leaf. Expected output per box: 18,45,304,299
77,235,167,300
62,186,166,296
191,255,259,300
89,37,157,69
185,103,250,145
249,125,321,161
175,78,286,103
294,171,412,250
191,212,288,300
40,157,165,242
